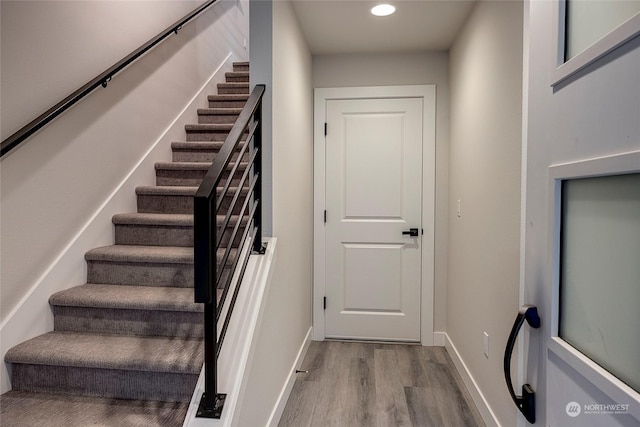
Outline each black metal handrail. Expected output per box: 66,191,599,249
0,0,219,158
194,84,266,419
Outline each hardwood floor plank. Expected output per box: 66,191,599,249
374,347,413,427
345,357,377,427
394,345,429,387
309,342,353,427
404,386,446,427
278,380,319,427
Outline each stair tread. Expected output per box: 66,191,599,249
112,212,244,227
217,82,249,87
135,185,246,195
85,245,193,264
135,186,197,196
185,123,234,131
171,141,245,150
113,213,193,226
4,331,203,374
0,391,188,427
197,108,243,115
50,284,202,312
154,161,248,171
208,94,249,101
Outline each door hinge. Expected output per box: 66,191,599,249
323,297,327,310
324,123,327,136
324,210,327,223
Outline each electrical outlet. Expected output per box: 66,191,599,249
483,332,489,358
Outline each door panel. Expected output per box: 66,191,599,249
325,97,423,341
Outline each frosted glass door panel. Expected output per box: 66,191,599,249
560,173,640,392
565,0,640,60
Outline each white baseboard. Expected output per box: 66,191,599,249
433,331,446,346
444,332,502,427
266,327,313,427
0,53,234,394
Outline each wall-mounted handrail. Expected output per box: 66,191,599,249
0,0,219,159
504,304,541,424
194,84,266,419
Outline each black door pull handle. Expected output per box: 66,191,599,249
504,305,540,424
402,228,419,237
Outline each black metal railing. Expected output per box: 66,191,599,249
194,84,266,419
0,0,219,158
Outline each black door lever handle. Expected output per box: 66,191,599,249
402,228,419,237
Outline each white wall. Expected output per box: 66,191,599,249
235,1,313,425
525,0,640,425
312,52,450,333
0,0,248,323
448,1,523,425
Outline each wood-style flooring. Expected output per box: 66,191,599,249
279,341,485,427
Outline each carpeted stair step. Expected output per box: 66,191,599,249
197,107,242,124
136,185,249,215
171,141,246,162
85,245,237,287
217,82,249,95
208,94,250,108
225,71,249,83
49,284,213,338
0,391,189,427
185,123,250,142
233,61,249,72
113,212,248,247
4,332,202,402
114,213,193,247
85,245,194,287
155,161,248,187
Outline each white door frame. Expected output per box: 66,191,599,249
313,85,436,345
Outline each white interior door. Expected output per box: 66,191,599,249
324,97,423,341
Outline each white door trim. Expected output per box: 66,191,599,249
313,85,436,345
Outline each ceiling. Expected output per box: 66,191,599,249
290,0,476,55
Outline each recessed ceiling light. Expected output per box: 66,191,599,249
371,4,396,17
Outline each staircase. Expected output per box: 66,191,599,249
0,62,251,427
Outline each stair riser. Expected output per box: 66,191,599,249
10,364,198,402
87,261,193,287
137,190,249,215
155,168,244,187
217,86,249,95
115,223,246,247
172,147,247,163
209,99,248,108
198,113,240,124
115,225,193,247
233,63,249,72
53,306,203,338
225,74,249,83
173,150,244,163
185,130,229,142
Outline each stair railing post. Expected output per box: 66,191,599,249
195,192,226,418
252,96,264,254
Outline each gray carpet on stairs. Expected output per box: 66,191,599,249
1,62,250,426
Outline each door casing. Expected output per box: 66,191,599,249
313,85,436,345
